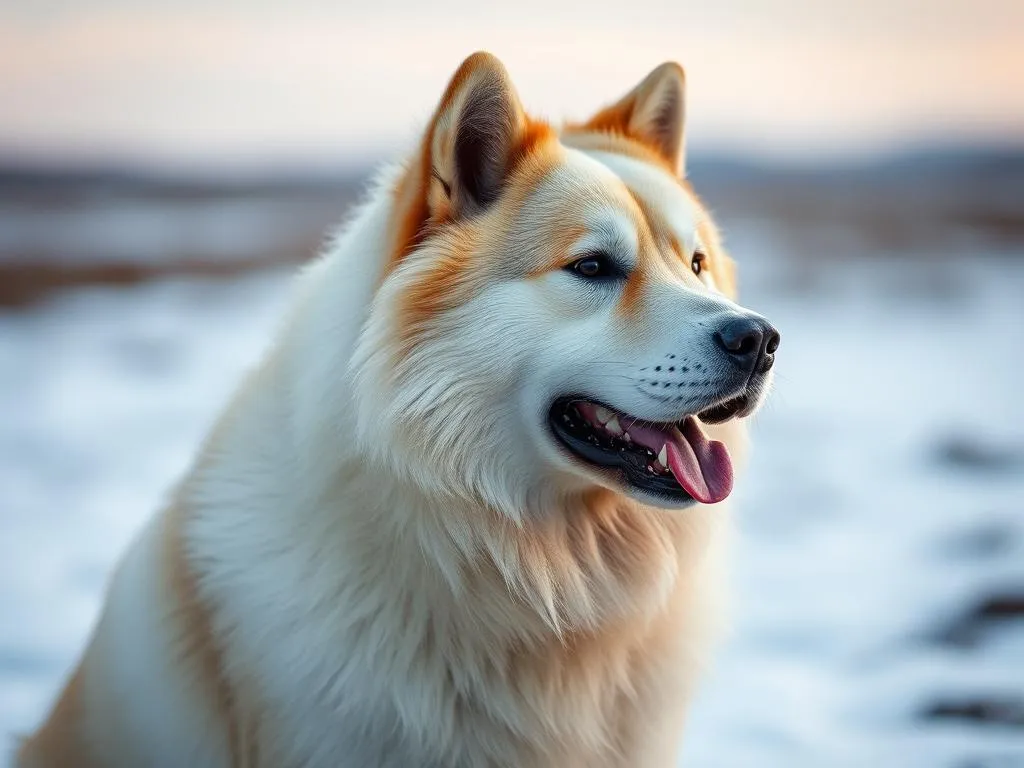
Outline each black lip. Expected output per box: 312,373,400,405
697,394,748,424
547,396,695,503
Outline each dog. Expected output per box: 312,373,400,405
17,52,779,767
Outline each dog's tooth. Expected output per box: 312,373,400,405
657,444,667,466
594,406,612,425
605,415,623,435
623,432,632,444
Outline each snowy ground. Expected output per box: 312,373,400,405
1,216,1022,766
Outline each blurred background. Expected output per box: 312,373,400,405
1,1,1022,766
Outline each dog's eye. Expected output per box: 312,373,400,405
568,255,616,279
691,251,706,276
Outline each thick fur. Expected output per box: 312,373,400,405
17,53,775,767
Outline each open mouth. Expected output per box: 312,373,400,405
548,397,739,504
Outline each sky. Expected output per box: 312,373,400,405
1,0,1022,168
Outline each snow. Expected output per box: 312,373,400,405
1,222,1022,765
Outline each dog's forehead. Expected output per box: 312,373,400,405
526,149,632,215
512,150,638,253
576,149,702,252
522,147,702,255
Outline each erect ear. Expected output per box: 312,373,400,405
426,52,528,218
583,62,687,174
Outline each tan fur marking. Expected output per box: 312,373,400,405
619,259,647,319
717,253,738,299
618,189,663,319
396,225,481,355
163,501,247,767
525,224,588,278
695,218,738,299
512,117,557,171
16,664,97,767
385,146,433,278
668,234,685,264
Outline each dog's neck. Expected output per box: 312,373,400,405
319,454,721,641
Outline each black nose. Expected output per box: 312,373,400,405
714,317,780,373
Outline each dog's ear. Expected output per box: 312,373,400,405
426,52,528,218
583,62,687,175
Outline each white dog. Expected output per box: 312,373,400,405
18,52,779,767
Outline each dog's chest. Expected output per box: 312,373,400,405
229,589,669,768
191,477,705,767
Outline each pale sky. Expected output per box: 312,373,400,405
1,0,1022,167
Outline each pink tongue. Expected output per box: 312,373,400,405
663,417,733,504
575,404,734,504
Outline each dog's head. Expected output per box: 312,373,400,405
353,52,779,518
